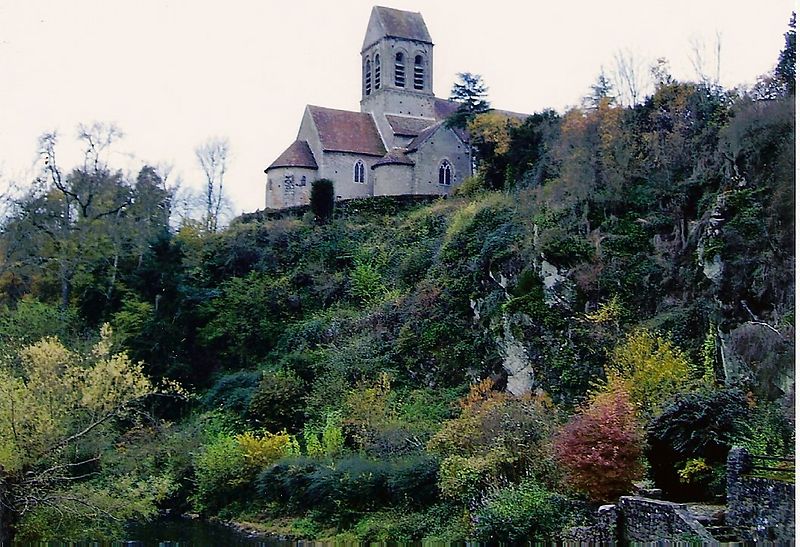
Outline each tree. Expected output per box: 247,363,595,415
466,111,523,189
195,137,230,233
446,72,490,129
775,12,796,95
584,69,616,109
310,178,334,223
0,325,180,542
553,386,644,501
646,388,749,499
604,328,693,417
1,129,132,311
613,49,648,107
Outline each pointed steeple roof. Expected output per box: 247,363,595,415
362,6,432,51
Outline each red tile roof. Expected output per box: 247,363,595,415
385,114,436,137
266,140,318,171
308,105,386,157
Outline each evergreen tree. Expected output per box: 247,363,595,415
447,72,490,128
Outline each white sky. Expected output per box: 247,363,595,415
0,0,794,214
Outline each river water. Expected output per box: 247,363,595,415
122,516,289,546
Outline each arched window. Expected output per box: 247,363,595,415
374,54,381,89
354,160,366,183
414,55,424,90
394,52,405,87
364,60,372,95
438,160,452,185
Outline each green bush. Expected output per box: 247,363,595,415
247,369,305,431
202,370,262,416
310,179,334,223
646,388,749,499
256,455,439,522
191,433,251,514
473,479,569,542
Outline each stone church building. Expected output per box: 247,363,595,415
264,6,472,209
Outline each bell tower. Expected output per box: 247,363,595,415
360,6,435,120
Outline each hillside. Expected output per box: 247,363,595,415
0,34,795,542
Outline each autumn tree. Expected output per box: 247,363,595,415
0,325,181,542
467,111,523,189
553,386,644,501
604,328,693,417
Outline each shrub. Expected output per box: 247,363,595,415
202,370,262,416
237,430,300,468
646,387,749,499
428,380,560,493
473,479,569,542
246,369,305,431
310,179,334,223
192,430,299,514
554,386,644,501
256,455,439,521
191,433,249,514
605,328,693,417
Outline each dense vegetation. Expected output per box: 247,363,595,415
0,22,794,542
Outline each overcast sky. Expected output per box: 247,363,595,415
0,0,793,214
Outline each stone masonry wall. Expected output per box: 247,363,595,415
561,504,619,543
618,496,714,543
727,447,795,542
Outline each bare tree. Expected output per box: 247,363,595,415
195,137,230,233
650,57,675,88
613,49,648,107
77,121,123,174
689,32,722,86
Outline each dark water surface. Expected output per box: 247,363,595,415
122,516,288,546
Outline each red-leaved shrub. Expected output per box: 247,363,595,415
553,386,644,501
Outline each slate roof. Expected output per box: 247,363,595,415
406,121,445,152
433,98,460,121
372,147,415,168
385,114,436,137
308,105,386,157
266,140,318,171
368,7,432,46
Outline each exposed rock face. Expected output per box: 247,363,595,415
498,314,535,396
702,253,724,284
540,259,574,307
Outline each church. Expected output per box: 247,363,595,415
264,6,472,209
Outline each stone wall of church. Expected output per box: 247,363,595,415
265,166,317,209
411,128,471,195
319,152,379,201
373,163,414,196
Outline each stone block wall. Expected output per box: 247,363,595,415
561,504,619,543
618,496,714,543
727,447,795,542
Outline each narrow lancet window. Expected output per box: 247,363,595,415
354,160,366,183
439,160,452,185
365,60,372,95
374,54,381,89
